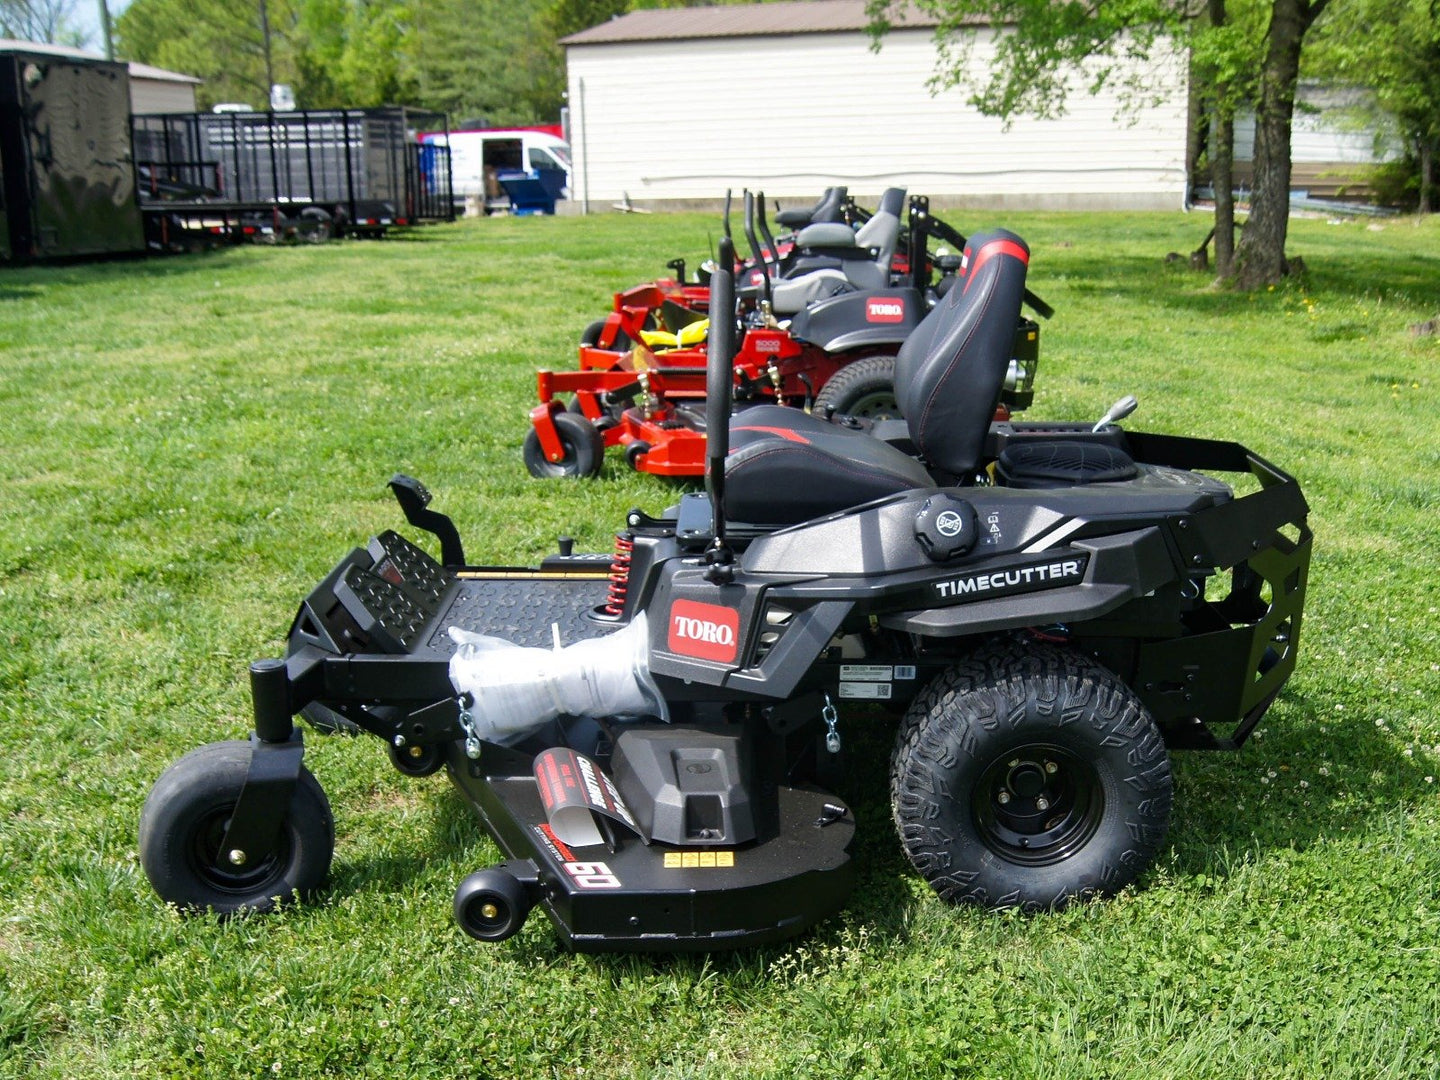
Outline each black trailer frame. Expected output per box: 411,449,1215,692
131,107,454,246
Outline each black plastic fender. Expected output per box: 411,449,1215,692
788,287,925,352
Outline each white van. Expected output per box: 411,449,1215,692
419,128,570,213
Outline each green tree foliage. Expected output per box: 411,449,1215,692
867,0,1185,122
116,0,552,118
413,0,558,126
116,0,781,123
866,0,1334,286
118,0,308,108
1308,0,1440,210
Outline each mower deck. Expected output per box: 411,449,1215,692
449,740,855,952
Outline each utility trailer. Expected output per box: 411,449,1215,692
131,108,454,247
0,48,145,260
0,46,453,263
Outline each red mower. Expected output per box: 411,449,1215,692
524,192,1052,479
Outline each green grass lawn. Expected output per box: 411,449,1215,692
2,209,1438,1079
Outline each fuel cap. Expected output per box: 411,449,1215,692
914,494,978,561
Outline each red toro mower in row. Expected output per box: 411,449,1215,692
525,192,1053,479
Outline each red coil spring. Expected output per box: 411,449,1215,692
604,533,634,616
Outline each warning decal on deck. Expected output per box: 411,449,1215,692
663,851,735,869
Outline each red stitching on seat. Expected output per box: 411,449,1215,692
732,425,812,444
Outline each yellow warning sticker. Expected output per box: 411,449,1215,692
663,851,735,869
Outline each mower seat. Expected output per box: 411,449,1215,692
768,270,855,314
852,187,906,268
789,188,905,271
774,186,847,229
767,189,908,315
726,229,1031,525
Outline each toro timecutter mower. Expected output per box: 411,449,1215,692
140,230,1310,952
528,192,1052,478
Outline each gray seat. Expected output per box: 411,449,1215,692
770,188,906,314
769,269,854,314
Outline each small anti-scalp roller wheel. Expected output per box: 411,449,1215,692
139,740,334,915
624,440,652,470
454,868,531,942
387,740,445,778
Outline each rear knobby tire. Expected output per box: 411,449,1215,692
891,644,1171,910
139,740,334,916
813,355,898,418
521,411,605,479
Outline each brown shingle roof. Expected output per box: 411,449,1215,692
560,0,943,46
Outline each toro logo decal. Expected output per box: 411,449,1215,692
668,599,740,663
865,297,906,323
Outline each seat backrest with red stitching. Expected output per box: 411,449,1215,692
893,229,1029,478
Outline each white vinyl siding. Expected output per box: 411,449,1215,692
566,27,1188,210
129,77,198,115
1234,85,1402,166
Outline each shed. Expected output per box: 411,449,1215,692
561,0,1189,212
1232,83,1403,199
0,39,199,113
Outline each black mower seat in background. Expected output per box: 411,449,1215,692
774,186,847,229
725,229,1031,526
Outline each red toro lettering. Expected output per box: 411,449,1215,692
667,599,741,663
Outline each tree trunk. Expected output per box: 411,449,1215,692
1206,0,1236,279
1421,140,1437,214
1235,0,1320,289
1212,110,1236,278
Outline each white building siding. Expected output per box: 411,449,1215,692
566,28,1188,210
1234,85,1402,165
129,77,198,115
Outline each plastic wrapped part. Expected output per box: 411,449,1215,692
447,613,667,741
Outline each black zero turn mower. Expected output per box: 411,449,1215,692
140,230,1311,952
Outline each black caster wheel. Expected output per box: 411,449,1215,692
522,412,604,479
139,740,334,916
454,868,532,942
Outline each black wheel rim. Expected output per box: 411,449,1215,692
971,743,1103,866
188,805,289,894
844,390,898,419
532,439,579,477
